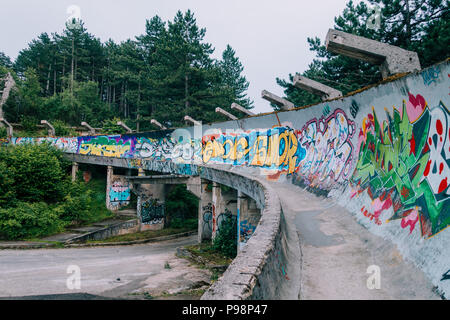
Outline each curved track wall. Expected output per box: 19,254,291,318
10,60,450,298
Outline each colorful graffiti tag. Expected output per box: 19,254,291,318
202,127,306,175
12,137,78,153
294,109,355,188
239,219,257,245
78,135,135,158
351,93,450,237
109,177,131,210
141,198,164,225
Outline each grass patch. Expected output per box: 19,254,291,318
184,243,233,266
86,226,196,244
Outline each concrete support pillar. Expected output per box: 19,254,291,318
0,118,13,140
71,162,79,182
215,107,238,120
237,191,261,251
106,166,113,210
325,29,421,79
293,74,343,101
261,90,295,110
41,120,55,137
117,121,133,133
138,183,168,232
231,103,255,116
81,122,96,135
197,179,212,243
211,182,225,240
150,119,167,130
184,115,201,126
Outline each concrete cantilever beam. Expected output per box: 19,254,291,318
40,120,55,136
231,103,255,116
325,29,421,79
0,118,13,138
117,121,133,133
184,115,201,126
150,119,167,130
215,107,238,120
81,121,96,135
293,74,343,101
261,90,295,111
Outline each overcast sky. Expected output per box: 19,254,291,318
0,0,351,114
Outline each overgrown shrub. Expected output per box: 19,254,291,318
0,144,110,239
59,181,94,223
0,201,66,240
0,144,69,204
212,214,237,258
52,120,76,137
0,127,6,139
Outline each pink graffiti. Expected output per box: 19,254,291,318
406,93,426,123
401,208,419,234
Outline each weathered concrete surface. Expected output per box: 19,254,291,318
325,29,421,78
273,181,440,299
261,90,295,110
0,236,203,299
293,74,343,101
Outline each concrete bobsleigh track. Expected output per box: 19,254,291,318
9,60,450,299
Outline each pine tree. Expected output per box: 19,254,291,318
276,0,449,109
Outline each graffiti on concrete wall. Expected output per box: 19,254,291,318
201,203,213,239
78,135,136,158
239,219,257,245
12,137,78,153
141,198,164,225
136,136,174,159
422,66,440,86
202,127,306,175
109,176,131,210
294,109,355,188
350,93,449,238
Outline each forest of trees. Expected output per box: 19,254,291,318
275,0,449,109
0,10,253,133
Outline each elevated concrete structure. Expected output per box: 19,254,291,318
0,118,13,138
325,29,421,78
117,121,132,133
261,90,295,110
184,115,201,126
231,103,255,116
150,119,167,130
0,73,16,118
81,121,96,135
293,74,343,101
40,120,55,136
9,60,450,300
215,107,238,120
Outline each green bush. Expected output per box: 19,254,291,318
52,120,76,137
0,144,69,204
59,181,94,223
0,144,112,239
0,201,66,240
212,214,237,258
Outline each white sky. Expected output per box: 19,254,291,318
0,0,350,114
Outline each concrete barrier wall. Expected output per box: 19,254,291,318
10,60,450,298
